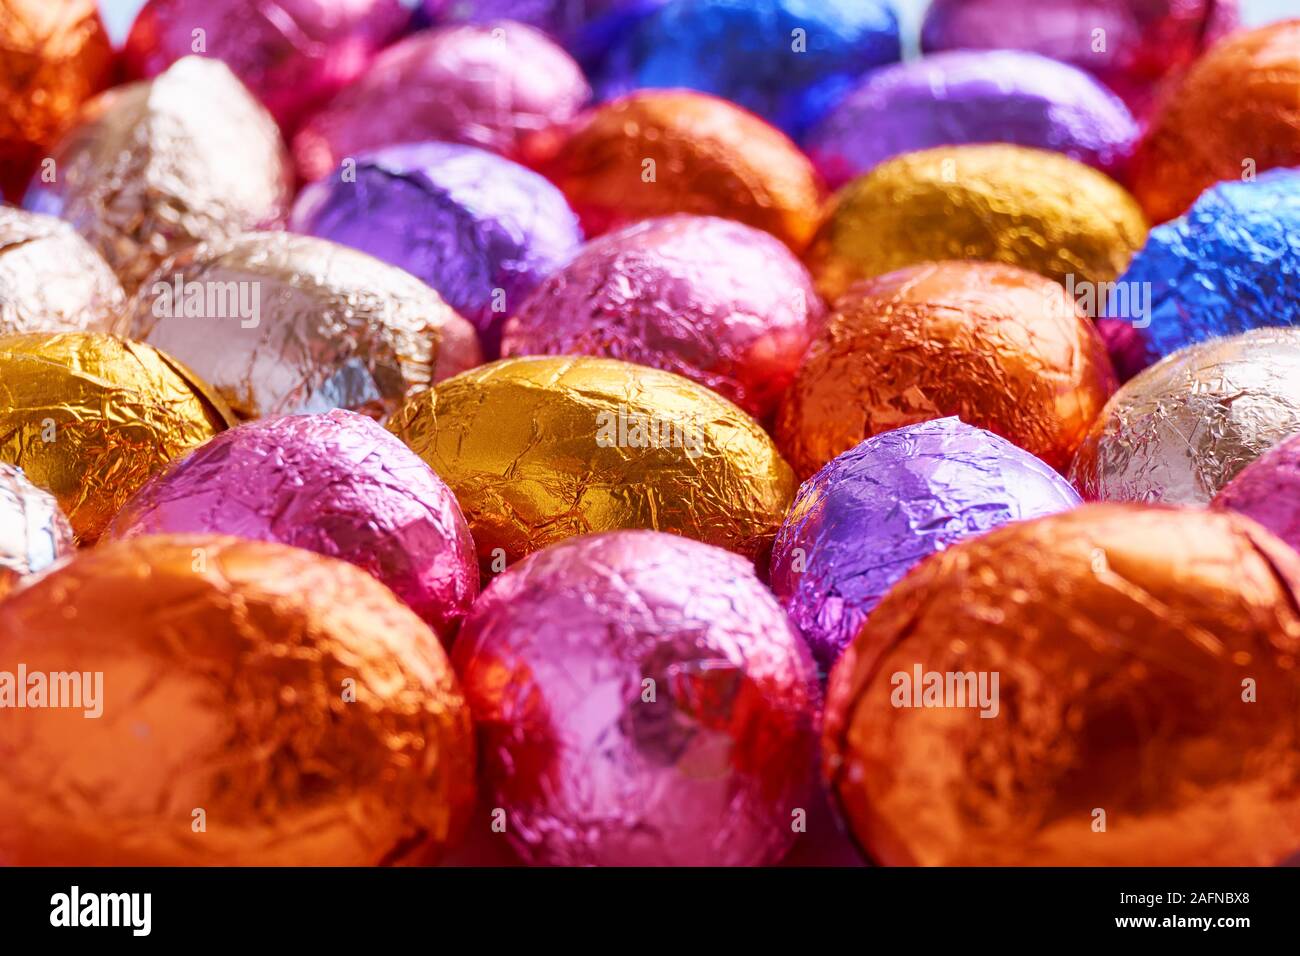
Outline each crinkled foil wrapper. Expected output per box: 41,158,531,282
124,0,410,131
805,144,1148,304
0,462,73,599
1070,329,1300,505
596,0,901,139
387,355,797,567
771,418,1081,674
109,409,480,640
124,232,482,421
0,332,234,544
921,0,1238,117
0,534,477,865
1110,169,1300,364
501,215,824,421
0,0,113,200
1214,434,1300,555
1132,21,1300,224
776,261,1118,479
805,50,1137,189
526,89,824,252
454,530,820,866
0,206,124,336
291,141,583,357
292,22,590,182
22,56,292,292
824,503,1300,866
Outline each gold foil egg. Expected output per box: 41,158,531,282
0,332,234,543
387,355,797,567
805,144,1148,303
0,534,477,865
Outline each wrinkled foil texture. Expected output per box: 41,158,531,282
124,0,411,131
1213,434,1300,555
0,462,73,598
124,232,482,421
0,534,477,865
1071,329,1300,505
824,503,1300,866
596,0,901,139
21,57,292,293
526,90,824,252
0,207,124,336
1131,21,1300,224
776,261,1117,479
805,144,1148,304
292,22,590,182
805,50,1137,190
771,418,1081,673
291,141,582,357
387,355,796,567
500,215,824,421
1108,169,1300,364
1095,316,1153,384
454,530,819,866
109,409,479,639
0,332,233,544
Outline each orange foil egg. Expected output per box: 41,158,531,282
0,535,477,866
527,89,823,252
775,261,1116,478
823,504,1300,866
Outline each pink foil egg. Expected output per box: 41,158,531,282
1213,434,1300,555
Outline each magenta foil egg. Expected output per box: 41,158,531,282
292,22,591,182
1213,434,1300,555
108,409,479,639
500,215,824,420
453,530,820,866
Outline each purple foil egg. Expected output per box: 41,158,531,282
453,530,820,866
805,50,1138,189
500,215,824,420
291,142,582,357
1213,434,1300,555
107,409,479,640
292,22,591,182
770,417,1082,672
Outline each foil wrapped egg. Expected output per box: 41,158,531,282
22,56,292,293
1071,329,1300,505
1213,434,1300,555
0,332,233,544
123,232,482,421
109,409,479,639
824,503,1300,866
770,418,1082,673
0,462,73,599
1131,20,1300,224
0,0,114,200
805,50,1138,189
454,530,819,866
292,23,590,182
596,0,901,139
387,355,796,568
0,206,124,336
500,215,824,421
805,144,1148,303
0,534,477,865
124,0,410,131
525,89,824,252
290,141,582,357
776,261,1117,479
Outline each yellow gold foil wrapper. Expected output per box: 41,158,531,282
388,355,796,567
805,144,1149,303
824,503,1300,866
0,534,477,865
0,332,234,543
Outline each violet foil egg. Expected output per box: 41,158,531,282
108,409,478,639
770,418,1082,673
804,50,1138,189
453,530,820,866
291,142,582,357
292,23,590,182
1213,434,1300,556
500,215,823,420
